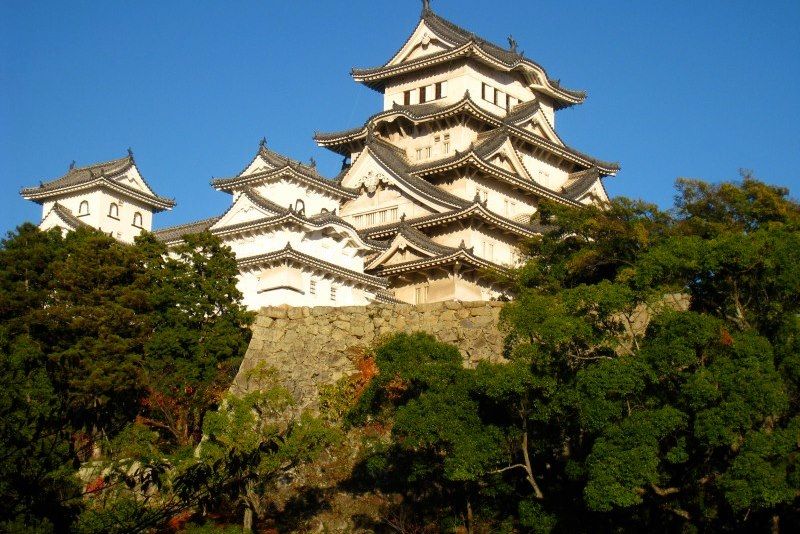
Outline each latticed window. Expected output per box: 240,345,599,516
310,279,316,295
330,285,337,302
415,285,428,304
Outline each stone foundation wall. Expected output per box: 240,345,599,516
232,301,507,408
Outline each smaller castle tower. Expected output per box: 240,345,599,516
20,150,175,243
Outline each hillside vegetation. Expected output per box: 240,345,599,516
1,175,799,532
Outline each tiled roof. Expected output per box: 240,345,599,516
155,188,387,251
45,203,90,230
152,216,221,243
365,137,471,210
395,223,459,256
369,245,504,277
315,94,618,175
561,167,602,199
21,153,175,209
315,95,502,148
362,201,548,240
351,8,585,108
211,155,357,199
237,243,388,289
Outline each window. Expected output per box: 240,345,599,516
419,86,426,103
477,187,488,203
404,90,411,105
435,82,443,100
425,146,431,158
310,279,317,295
330,285,337,302
434,135,440,144
416,148,423,160
132,212,143,227
415,285,428,304
506,94,512,111
108,203,119,218
443,134,450,154
78,200,89,215
482,82,487,101
482,241,494,261
504,199,509,216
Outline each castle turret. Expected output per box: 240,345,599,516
20,150,175,243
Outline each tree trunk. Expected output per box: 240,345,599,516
243,506,254,532
465,496,473,534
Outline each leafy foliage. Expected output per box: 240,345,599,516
350,176,800,532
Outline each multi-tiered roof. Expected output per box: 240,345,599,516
313,2,618,302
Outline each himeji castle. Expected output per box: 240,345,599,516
21,2,618,309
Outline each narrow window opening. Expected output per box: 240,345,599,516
310,279,317,295
435,82,442,100
78,200,89,215
330,285,337,302
132,212,143,227
108,203,119,218
404,90,411,105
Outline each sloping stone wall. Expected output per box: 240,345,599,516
232,301,507,408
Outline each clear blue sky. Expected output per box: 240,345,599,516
2,0,799,234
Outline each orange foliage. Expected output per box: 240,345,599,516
85,475,105,495
385,375,409,401
166,510,193,531
720,328,734,347
353,352,379,397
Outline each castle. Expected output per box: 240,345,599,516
21,2,617,309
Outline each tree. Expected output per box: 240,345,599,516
502,175,800,530
350,176,800,532
0,225,148,532
0,225,254,531
137,232,254,447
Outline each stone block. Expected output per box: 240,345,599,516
264,307,287,319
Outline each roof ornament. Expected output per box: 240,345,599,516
127,147,134,158
309,157,317,168
507,35,518,53
69,160,76,170
341,156,350,170
400,213,407,222
421,0,431,13
39,181,44,188
473,191,481,203
259,137,267,148
459,239,466,249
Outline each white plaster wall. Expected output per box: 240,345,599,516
517,150,570,191
251,179,340,216
40,188,154,243
339,185,433,227
237,265,373,310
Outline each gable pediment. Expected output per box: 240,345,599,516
340,148,452,214
514,113,562,146
482,139,532,180
210,193,282,231
386,20,457,67
112,164,158,197
241,153,279,176
366,233,440,270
